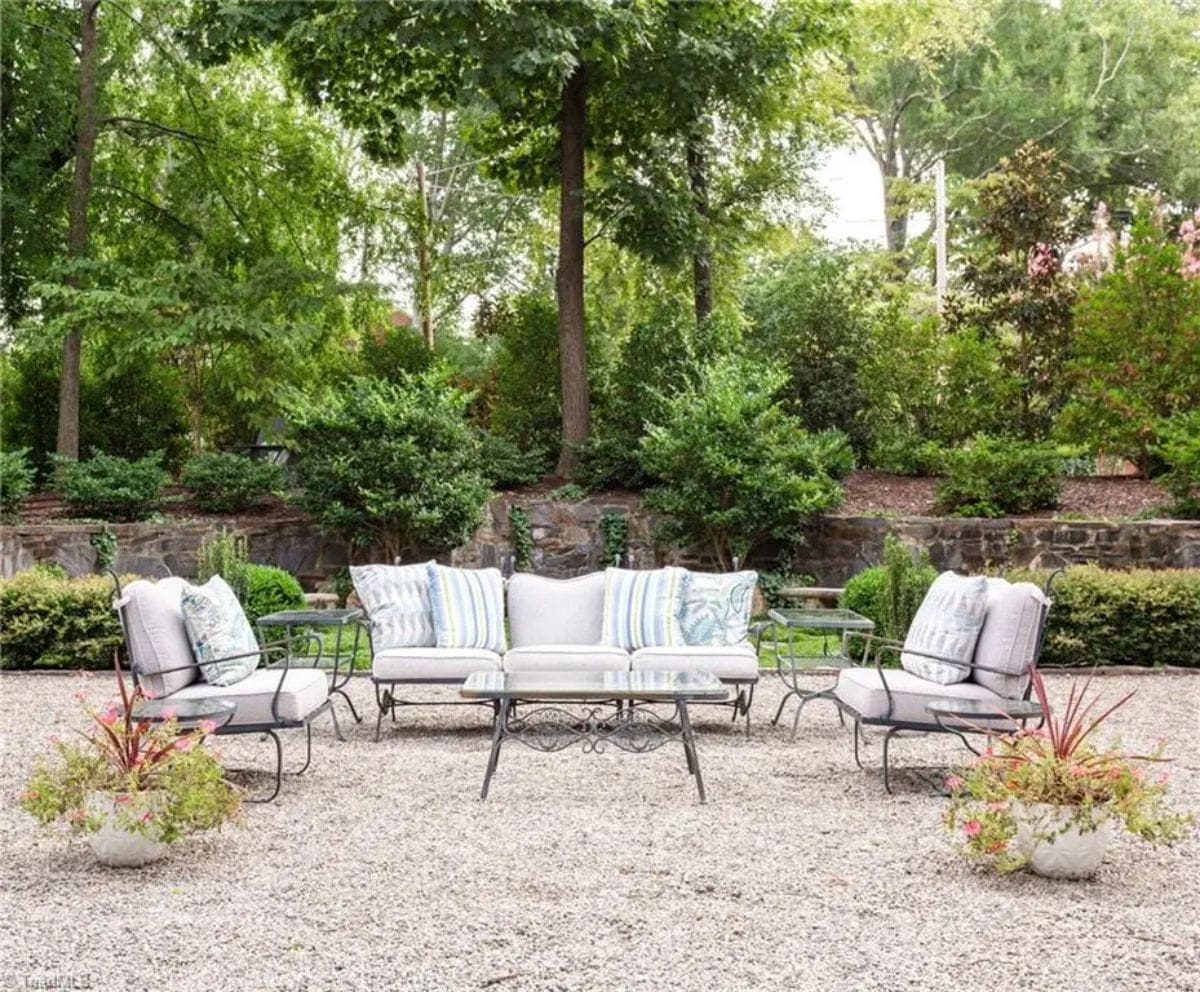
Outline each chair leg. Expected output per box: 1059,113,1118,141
374,685,388,742
882,727,899,795
853,720,865,770
293,723,313,776
743,682,755,736
245,730,284,804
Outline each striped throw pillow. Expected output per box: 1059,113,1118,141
426,564,507,653
350,562,436,650
601,567,686,649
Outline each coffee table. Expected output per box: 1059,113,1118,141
460,671,729,802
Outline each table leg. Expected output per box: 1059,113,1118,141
480,697,510,800
678,701,707,804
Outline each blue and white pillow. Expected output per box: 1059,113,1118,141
180,576,259,686
426,564,507,653
601,567,686,650
678,570,758,647
351,562,436,650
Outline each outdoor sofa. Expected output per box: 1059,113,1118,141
360,567,760,738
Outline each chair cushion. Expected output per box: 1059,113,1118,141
117,577,197,699
834,666,1001,726
631,644,759,681
901,572,989,685
350,562,435,650
601,567,686,649
171,668,328,726
180,576,259,686
678,570,758,647
973,578,1048,698
372,647,502,681
503,644,631,673
427,564,507,653
507,572,606,647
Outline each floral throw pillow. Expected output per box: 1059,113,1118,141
678,570,758,647
180,576,260,686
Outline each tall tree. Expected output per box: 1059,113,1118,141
56,0,102,462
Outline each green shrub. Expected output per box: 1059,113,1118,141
54,450,169,522
508,506,533,571
936,436,1062,517
240,563,305,626
641,356,844,569
598,513,628,568
181,451,283,513
0,448,35,518
359,324,434,381
757,568,815,612
196,528,250,594
1156,411,1200,518
485,294,562,461
550,483,586,502
287,372,491,560
0,570,129,670
840,534,937,640
1013,566,1200,669
476,430,545,488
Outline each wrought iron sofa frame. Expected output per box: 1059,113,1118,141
831,572,1058,793
113,574,333,802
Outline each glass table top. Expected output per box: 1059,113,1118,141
132,697,236,724
925,698,1044,720
768,608,875,630
257,608,364,626
461,670,729,701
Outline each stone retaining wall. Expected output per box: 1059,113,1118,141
3,499,1198,587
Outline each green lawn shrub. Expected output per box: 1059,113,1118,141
840,534,937,640
241,564,305,626
0,569,129,670
0,448,35,519
54,450,168,522
936,436,1062,517
181,451,283,513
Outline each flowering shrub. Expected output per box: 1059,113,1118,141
1180,208,1200,280
20,660,240,843
944,670,1192,873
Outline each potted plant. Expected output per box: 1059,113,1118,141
20,660,241,867
945,670,1192,879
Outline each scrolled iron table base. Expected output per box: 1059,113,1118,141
482,698,708,802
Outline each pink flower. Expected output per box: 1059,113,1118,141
160,707,177,722
98,707,120,727
963,820,983,838
115,793,131,804
174,737,194,752
944,776,964,791
139,811,153,823
198,720,218,735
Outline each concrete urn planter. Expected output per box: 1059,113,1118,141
1014,801,1114,879
85,791,169,868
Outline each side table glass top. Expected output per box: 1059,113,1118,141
926,698,1044,722
132,697,236,728
768,607,875,630
256,608,363,627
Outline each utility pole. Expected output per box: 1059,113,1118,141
415,160,434,349
934,158,947,312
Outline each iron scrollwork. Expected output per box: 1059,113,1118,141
502,703,685,754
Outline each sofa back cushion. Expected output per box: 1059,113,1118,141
507,572,606,647
117,577,197,699
427,564,507,653
181,575,260,686
350,562,436,650
678,570,758,647
973,577,1049,698
601,567,686,650
901,572,989,685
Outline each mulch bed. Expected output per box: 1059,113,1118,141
836,470,1172,520
13,487,305,527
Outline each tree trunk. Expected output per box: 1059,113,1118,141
415,160,434,349
687,138,713,325
56,0,101,465
554,64,590,478
881,160,909,255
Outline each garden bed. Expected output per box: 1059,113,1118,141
836,470,1171,520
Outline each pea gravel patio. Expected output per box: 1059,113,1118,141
1,671,1197,992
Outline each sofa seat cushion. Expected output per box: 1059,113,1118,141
834,667,1002,726
171,668,328,727
372,647,502,681
630,644,758,681
117,577,197,699
507,572,606,647
973,578,1048,698
503,644,631,673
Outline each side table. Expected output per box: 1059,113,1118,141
257,608,365,740
767,607,875,739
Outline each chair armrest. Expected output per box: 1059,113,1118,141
872,641,1020,678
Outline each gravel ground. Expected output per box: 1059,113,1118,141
1,671,1197,992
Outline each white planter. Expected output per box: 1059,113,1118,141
1014,801,1113,879
85,792,169,868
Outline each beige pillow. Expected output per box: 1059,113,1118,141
973,578,1048,698
901,572,988,685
